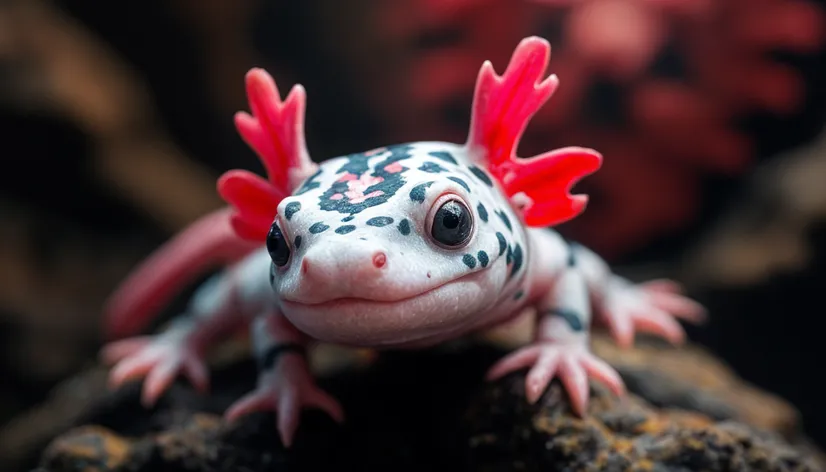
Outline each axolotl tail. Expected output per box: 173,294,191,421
103,207,260,340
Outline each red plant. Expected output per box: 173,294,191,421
353,0,825,258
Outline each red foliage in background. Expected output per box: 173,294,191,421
361,0,825,258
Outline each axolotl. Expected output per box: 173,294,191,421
100,36,706,447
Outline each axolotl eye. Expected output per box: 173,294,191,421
266,222,291,267
428,196,474,248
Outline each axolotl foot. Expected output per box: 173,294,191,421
225,356,344,448
486,341,625,416
101,335,209,407
599,279,707,348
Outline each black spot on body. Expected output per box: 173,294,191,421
294,235,302,249
496,210,513,231
410,181,434,202
477,202,488,222
566,240,578,266
342,215,355,222
506,245,513,264
462,254,477,269
398,218,411,235
284,202,301,220
418,162,446,173
514,290,524,300
549,308,584,331
257,343,306,371
429,151,458,164
336,225,356,234
496,232,507,255
477,251,489,268
511,244,523,276
448,176,471,192
469,166,494,186
366,216,394,227
309,222,329,234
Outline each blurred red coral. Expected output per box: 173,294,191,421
354,0,825,258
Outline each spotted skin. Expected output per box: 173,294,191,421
104,140,706,449
477,203,489,222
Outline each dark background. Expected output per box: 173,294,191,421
1,0,825,466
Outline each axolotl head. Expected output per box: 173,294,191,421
266,142,528,347
224,37,602,347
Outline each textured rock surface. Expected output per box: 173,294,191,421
24,336,826,472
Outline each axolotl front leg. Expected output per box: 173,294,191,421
102,267,253,406
225,312,343,447
488,230,705,414
487,232,624,414
103,248,339,446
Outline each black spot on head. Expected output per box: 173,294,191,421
496,232,507,256
295,169,322,195
506,245,513,265
448,176,470,193
428,151,458,165
398,218,411,235
294,235,302,249
342,215,355,222
462,254,477,269
359,237,367,241
309,222,329,234
477,202,488,222
418,162,446,173
410,181,434,203
496,210,513,231
319,144,414,215
366,216,394,227
336,225,356,235
469,166,494,187
284,202,301,220
477,250,489,268
514,290,524,300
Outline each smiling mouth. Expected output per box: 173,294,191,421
281,282,448,309
279,268,489,309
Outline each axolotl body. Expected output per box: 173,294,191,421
101,36,705,447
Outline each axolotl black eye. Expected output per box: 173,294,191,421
431,199,473,247
266,222,291,267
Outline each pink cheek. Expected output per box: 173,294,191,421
330,194,344,200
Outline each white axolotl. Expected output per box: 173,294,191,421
100,36,706,447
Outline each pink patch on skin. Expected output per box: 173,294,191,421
330,194,344,200
384,162,403,173
349,191,384,204
342,174,385,203
365,147,387,156
337,173,358,182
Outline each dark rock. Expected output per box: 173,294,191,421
28,336,826,472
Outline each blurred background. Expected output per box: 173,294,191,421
1,0,826,467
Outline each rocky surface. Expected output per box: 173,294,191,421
14,335,825,472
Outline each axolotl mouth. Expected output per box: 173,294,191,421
277,269,500,347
